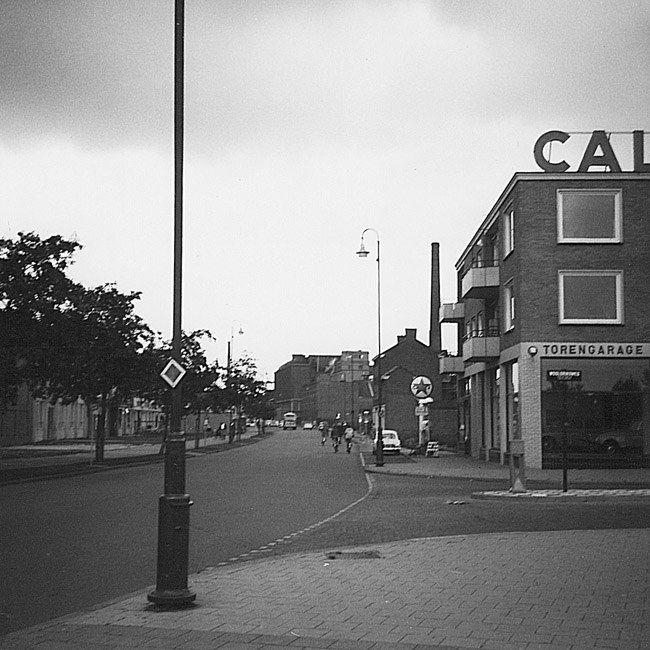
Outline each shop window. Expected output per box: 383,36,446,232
503,208,514,257
559,270,623,324
557,189,621,243
541,358,650,459
504,281,515,331
505,361,519,442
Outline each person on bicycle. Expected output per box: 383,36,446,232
331,421,343,447
318,421,329,445
343,423,354,452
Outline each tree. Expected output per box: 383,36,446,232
0,232,82,406
1,232,157,461
138,330,220,450
222,355,266,433
62,283,155,462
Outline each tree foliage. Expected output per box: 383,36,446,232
0,232,82,404
1,232,272,449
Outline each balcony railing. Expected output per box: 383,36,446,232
462,328,500,362
461,262,499,300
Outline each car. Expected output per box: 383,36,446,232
541,430,598,453
594,420,644,454
372,429,402,455
303,421,314,429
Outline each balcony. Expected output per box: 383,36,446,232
461,262,499,300
439,355,464,374
439,302,465,323
462,329,500,362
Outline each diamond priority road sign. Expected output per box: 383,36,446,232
160,358,187,388
410,375,433,399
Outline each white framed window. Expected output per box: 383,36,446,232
557,189,622,243
504,281,515,331
558,270,623,324
503,208,514,257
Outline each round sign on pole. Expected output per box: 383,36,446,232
410,376,432,399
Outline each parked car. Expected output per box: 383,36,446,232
594,420,644,454
303,421,314,429
372,429,402,455
541,429,599,453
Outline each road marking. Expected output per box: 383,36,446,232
222,446,375,565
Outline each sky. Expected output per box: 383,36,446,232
2,0,649,381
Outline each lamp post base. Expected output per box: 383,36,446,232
147,588,196,607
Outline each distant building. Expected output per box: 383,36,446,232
273,354,337,420
372,328,448,448
368,243,458,449
0,385,164,446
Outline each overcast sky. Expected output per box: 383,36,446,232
2,0,649,379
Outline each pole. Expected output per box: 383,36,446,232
227,339,233,443
148,0,195,607
375,238,384,466
562,384,569,492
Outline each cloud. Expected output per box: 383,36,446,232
0,0,172,148
5,0,648,155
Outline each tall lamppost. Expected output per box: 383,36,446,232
148,0,195,607
356,228,384,467
227,322,244,441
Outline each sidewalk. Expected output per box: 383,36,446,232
0,429,264,485
360,446,650,500
3,529,649,649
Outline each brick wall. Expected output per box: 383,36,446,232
515,178,650,343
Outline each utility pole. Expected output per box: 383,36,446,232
148,0,195,607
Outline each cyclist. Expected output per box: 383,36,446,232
318,421,329,445
343,424,354,453
331,421,343,451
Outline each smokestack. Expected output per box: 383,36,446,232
429,242,441,351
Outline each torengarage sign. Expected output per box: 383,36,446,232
534,130,650,173
537,342,650,358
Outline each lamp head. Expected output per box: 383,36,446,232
356,241,369,258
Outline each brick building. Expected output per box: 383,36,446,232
300,352,373,425
440,170,650,468
372,329,435,447
273,354,337,421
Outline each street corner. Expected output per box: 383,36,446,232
472,488,650,501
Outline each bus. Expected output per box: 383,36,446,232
282,412,298,430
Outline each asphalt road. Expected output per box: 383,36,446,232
0,429,367,635
2,429,649,637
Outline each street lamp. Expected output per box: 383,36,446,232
356,228,384,467
148,0,195,607
227,322,244,442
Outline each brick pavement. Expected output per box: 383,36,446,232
2,529,649,649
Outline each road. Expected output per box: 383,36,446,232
0,428,367,635
2,428,649,636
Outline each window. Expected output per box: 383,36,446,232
503,208,514,256
558,270,623,324
541,358,650,459
557,189,622,243
505,361,519,442
504,281,515,331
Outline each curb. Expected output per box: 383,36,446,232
0,434,269,486
472,488,650,501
